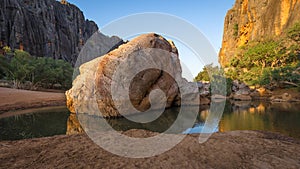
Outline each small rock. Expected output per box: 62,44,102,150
235,88,250,95
233,94,252,101
211,94,227,100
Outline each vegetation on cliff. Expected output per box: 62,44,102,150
219,0,300,67
0,47,73,90
225,22,300,88
196,22,300,91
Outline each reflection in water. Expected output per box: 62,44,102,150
70,101,300,139
75,106,209,134
0,107,70,141
218,102,300,138
1,102,300,141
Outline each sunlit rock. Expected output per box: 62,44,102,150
66,33,203,118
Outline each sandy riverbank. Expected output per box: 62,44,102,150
0,130,299,168
0,87,66,113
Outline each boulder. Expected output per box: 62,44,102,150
199,83,210,96
233,94,252,101
235,88,250,95
211,94,227,100
66,33,200,118
282,93,293,101
200,96,211,105
238,82,248,89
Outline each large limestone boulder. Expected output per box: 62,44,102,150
66,33,201,118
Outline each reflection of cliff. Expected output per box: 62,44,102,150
220,102,300,138
66,101,300,138
221,102,271,132
219,0,300,67
269,103,300,138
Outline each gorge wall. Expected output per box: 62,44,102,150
219,0,300,67
0,0,113,65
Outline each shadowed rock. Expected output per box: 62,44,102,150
0,0,122,65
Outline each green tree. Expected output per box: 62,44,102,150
194,64,221,82
29,57,73,89
7,50,34,88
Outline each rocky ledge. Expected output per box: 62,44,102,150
198,80,300,102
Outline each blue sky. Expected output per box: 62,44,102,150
67,0,235,79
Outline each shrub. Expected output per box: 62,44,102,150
233,24,239,37
287,22,300,42
1,50,73,90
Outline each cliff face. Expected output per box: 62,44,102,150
0,0,100,65
219,0,300,67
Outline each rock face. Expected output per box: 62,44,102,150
0,0,120,65
66,33,201,118
219,0,300,67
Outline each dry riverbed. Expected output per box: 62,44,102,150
0,130,300,168
0,87,66,113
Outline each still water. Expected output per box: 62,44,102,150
0,107,70,141
0,102,299,141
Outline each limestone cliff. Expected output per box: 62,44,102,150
0,0,118,65
219,0,300,67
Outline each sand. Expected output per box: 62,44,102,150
0,130,299,169
0,87,66,113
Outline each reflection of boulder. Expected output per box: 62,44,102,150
66,113,83,135
73,106,209,134
230,101,252,109
66,33,203,118
66,105,210,135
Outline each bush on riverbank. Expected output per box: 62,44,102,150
0,49,73,90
